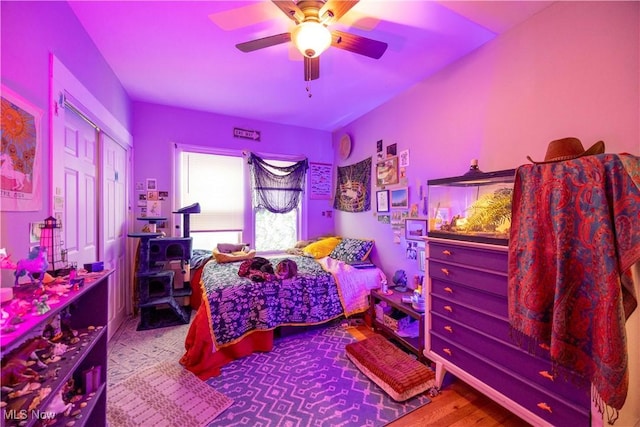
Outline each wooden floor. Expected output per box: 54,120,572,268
347,323,531,427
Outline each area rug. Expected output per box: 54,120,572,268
107,360,233,426
207,322,431,426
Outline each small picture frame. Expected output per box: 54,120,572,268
146,178,157,190
405,218,428,240
376,190,390,213
376,157,399,186
390,187,409,209
386,143,397,158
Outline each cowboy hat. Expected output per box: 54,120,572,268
527,137,605,164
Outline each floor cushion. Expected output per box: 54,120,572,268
346,334,436,401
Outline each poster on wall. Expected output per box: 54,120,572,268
333,157,371,212
1,85,43,211
309,162,332,200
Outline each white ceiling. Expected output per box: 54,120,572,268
68,1,553,132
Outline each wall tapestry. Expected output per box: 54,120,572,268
1,86,42,211
309,162,332,200
333,157,371,212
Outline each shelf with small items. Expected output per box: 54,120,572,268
1,270,112,426
370,288,426,362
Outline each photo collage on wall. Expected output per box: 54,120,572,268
136,178,171,232
374,140,426,267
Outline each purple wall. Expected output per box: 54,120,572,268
131,101,335,240
0,1,130,282
333,1,640,278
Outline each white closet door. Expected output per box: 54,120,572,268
102,133,128,338
62,110,98,266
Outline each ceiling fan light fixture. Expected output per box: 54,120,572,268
292,21,331,58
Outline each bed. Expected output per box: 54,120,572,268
180,251,386,379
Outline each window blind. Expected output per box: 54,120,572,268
180,152,244,231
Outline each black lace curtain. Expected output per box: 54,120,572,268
249,153,308,214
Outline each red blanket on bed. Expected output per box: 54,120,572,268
508,153,639,418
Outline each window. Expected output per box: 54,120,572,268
253,158,299,252
178,150,244,250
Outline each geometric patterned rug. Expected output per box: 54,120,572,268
207,321,431,426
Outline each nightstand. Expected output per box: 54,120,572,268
370,288,426,362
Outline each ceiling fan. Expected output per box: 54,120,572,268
236,0,388,81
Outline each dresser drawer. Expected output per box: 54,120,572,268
430,333,589,426
431,313,590,407
429,241,508,272
431,278,508,318
431,294,510,343
429,260,507,297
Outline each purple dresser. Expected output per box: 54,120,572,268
426,238,591,426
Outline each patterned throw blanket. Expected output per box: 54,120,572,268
201,255,345,347
508,153,639,421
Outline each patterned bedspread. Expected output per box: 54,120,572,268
201,255,346,348
509,153,639,418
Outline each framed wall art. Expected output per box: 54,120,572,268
390,187,409,209
309,162,332,200
376,190,390,213
1,85,43,211
405,218,427,240
376,157,399,187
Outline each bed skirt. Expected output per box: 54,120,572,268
180,304,275,379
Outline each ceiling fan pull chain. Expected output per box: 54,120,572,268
306,82,312,98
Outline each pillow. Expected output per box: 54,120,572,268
213,247,256,263
329,238,374,263
303,237,342,259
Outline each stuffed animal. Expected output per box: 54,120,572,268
238,257,275,282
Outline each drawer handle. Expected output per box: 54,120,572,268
444,325,453,333
441,268,450,276
444,287,453,294
443,348,452,356
539,370,554,381
444,305,453,312
539,343,551,351
442,250,452,256
537,402,553,413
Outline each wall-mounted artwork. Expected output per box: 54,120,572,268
376,190,389,213
333,157,371,213
309,162,332,200
386,143,397,158
376,157,398,186
390,187,409,209
1,85,43,211
405,218,427,240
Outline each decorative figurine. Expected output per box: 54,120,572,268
33,295,50,315
0,248,17,269
14,246,49,287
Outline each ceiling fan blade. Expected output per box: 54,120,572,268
236,33,291,53
272,0,305,24
320,0,359,25
331,30,387,59
304,56,320,81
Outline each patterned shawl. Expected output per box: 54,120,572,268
508,153,639,421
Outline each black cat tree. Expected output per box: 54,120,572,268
127,203,201,330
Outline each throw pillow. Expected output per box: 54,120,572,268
329,238,374,263
303,237,342,258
